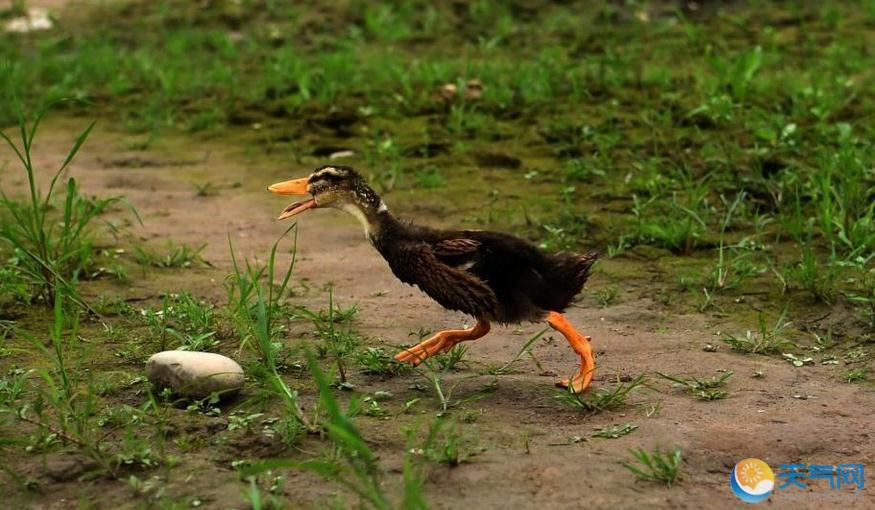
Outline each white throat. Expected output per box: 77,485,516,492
340,203,375,241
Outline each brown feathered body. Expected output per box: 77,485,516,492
371,213,599,324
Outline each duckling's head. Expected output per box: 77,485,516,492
268,165,386,225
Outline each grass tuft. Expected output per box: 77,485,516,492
555,374,646,413
722,309,794,354
623,446,683,486
841,368,868,383
0,107,135,308
134,242,207,269
656,371,733,401
592,423,638,439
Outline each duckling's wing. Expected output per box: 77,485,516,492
433,238,481,257
388,240,499,319
433,238,482,271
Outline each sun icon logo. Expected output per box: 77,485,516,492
739,462,765,485
730,458,775,504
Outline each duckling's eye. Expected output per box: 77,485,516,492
308,180,329,194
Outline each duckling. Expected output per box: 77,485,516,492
269,165,599,392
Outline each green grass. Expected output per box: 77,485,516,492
841,368,868,383
193,181,219,197
420,418,482,467
4,290,124,477
413,166,445,189
656,371,733,401
850,270,875,330
227,227,296,356
592,423,638,439
228,227,311,434
622,446,683,487
593,284,619,307
722,309,794,354
134,242,207,269
0,107,133,309
244,355,428,509
140,292,218,352
298,289,363,385
565,158,605,182
355,347,410,377
433,344,468,371
555,374,646,414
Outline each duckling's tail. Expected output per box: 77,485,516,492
539,250,600,311
568,250,600,295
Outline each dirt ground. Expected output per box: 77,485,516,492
0,118,871,509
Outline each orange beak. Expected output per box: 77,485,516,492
268,177,317,220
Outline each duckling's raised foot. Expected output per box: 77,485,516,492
555,366,595,394
395,319,491,366
547,311,595,393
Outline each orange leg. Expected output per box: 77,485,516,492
395,319,491,366
547,311,595,393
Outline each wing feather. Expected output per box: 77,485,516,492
433,238,480,257
387,241,498,319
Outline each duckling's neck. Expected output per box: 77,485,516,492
340,200,393,244
332,180,397,244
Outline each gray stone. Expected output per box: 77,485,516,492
145,351,244,398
